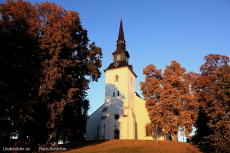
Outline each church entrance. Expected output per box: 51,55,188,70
114,130,119,139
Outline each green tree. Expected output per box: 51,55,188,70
140,61,198,141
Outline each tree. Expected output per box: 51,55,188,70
207,64,230,152
0,0,40,146
0,0,102,146
193,54,229,151
36,1,102,144
140,61,198,141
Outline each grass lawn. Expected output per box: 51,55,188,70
51,140,213,153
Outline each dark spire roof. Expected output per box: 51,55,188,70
118,19,125,41
116,19,126,51
104,18,136,78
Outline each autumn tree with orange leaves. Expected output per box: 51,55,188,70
140,61,198,141
193,54,230,152
0,0,102,147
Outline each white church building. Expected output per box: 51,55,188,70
86,19,166,140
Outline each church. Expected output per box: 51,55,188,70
86,19,165,140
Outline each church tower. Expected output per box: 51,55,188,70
101,18,137,139
85,18,167,141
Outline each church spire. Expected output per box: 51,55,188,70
110,18,130,65
104,17,136,77
116,19,126,51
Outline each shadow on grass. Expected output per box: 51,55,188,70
192,144,215,153
56,140,109,152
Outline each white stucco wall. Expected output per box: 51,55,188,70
104,66,136,139
135,95,165,140
85,104,105,140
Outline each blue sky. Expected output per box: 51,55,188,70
2,0,230,141
32,0,230,115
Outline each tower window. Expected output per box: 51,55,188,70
114,75,118,82
113,91,115,97
117,55,121,61
117,91,119,96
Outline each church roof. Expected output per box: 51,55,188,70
106,61,128,69
135,92,142,99
104,61,137,77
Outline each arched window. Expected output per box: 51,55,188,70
114,75,118,82
117,55,121,61
146,123,153,136
114,129,119,139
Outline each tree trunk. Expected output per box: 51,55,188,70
172,131,178,142
55,127,60,145
172,134,178,142
63,133,66,144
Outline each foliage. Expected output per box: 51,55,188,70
193,54,230,152
0,0,40,144
145,123,152,136
0,0,102,146
140,61,198,141
206,64,230,152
